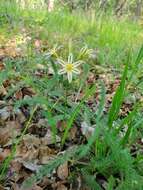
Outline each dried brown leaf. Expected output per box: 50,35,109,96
39,145,55,164
57,162,68,180
57,184,68,190
41,129,61,145
0,185,4,190
0,148,11,162
0,120,21,145
14,90,23,100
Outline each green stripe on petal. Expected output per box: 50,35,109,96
68,53,73,63
57,59,66,66
73,68,80,74
67,72,73,83
58,68,66,75
74,61,84,67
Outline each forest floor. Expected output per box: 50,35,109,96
0,9,143,190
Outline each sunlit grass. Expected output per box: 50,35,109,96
1,6,142,67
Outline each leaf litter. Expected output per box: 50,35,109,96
0,32,141,190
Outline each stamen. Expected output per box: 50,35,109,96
66,64,74,72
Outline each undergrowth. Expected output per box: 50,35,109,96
0,1,143,190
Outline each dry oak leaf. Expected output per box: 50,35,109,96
39,145,56,164
14,90,23,100
0,185,4,190
16,134,40,161
15,108,26,123
11,159,23,173
0,121,21,145
21,161,41,172
10,168,31,183
39,176,54,189
0,49,5,62
11,183,21,190
57,184,68,190
57,161,69,180
0,62,5,71
22,87,36,97
0,106,11,121
4,47,18,57
0,86,7,96
41,129,61,145
0,148,11,162
69,126,78,140
21,184,42,190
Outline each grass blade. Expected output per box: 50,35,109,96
61,85,96,145
128,44,143,83
108,62,128,128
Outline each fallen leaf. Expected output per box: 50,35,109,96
11,160,23,173
0,184,4,190
4,46,18,57
21,161,40,172
14,90,23,100
0,86,7,96
0,62,5,71
21,184,42,190
0,48,5,60
41,129,61,145
11,183,20,190
0,120,21,146
57,162,68,180
81,121,95,139
57,184,68,190
16,134,40,161
15,108,26,123
39,176,53,189
69,126,77,140
22,87,36,97
39,145,55,164
0,148,11,162
0,106,11,121
23,134,41,147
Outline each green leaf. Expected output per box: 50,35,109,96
82,169,103,190
128,45,143,83
108,62,128,128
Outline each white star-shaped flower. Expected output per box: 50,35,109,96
57,53,83,83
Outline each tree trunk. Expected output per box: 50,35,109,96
135,0,142,18
115,0,127,16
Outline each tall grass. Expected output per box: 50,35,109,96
0,2,142,67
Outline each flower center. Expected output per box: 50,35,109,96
66,63,74,72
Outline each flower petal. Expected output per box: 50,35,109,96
74,60,84,67
68,53,73,63
67,72,72,83
73,68,80,74
57,59,66,66
80,46,87,54
58,68,66,75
